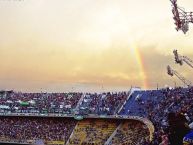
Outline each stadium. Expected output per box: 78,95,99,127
1,0,193,145
0,86,192,145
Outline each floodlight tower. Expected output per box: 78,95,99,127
170,0,193,34
173,49,193,68
167,65,192,87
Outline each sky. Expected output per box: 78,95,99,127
0,0,193,92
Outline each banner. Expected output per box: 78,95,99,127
46,141,64,144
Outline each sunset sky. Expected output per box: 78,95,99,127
0,0,193,92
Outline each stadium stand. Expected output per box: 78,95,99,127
119,87,193,144
78,92,129,115
0,92,82,114
0,116,152,145
67,119,118,145
109,120,150,145
0,87,193,144
0,116,76,144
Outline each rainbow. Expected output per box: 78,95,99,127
130,43,148,89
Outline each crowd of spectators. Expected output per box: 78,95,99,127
0,116,76,144
67,119,119,145
120,87,193,145
0,91,128,116
0,87,193,144
0,91,82,114
78,92,128,115
0,116,151,145
151,87,193,145
109,120,150,145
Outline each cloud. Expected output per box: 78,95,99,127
1,0,193,91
